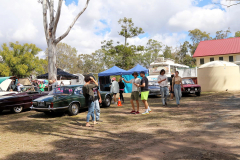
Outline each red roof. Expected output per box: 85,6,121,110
193,37,240,58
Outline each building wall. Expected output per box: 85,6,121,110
195,53,240,67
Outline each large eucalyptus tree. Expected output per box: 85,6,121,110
39,0,90,80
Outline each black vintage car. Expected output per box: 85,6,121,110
0,86,49,113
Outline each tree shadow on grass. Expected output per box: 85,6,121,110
3,127,240,160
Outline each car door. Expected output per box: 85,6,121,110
72,86,86,108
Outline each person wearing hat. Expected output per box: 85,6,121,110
136,71,151,115
123,72,141,114
110,77,119,105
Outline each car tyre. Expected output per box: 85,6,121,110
103,96,111,107
68,103,79,116
11,106,23,113
196,92,201,96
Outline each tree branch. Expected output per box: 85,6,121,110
52,0,63,36
50,0,54,23
54,0,90,44
42,0,49,42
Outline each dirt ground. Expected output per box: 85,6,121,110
0,92,240,160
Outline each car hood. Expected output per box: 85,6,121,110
34,95,54,102
183,84,201,88
33,94,69,102
0,96,14,100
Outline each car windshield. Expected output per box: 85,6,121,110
182,79,195,85
149,81,159,86
21,86,39,92
49,87,73,95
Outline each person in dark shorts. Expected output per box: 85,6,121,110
137,71,151,115
118,77,125,103
123,72,141,114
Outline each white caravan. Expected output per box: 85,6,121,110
147,57,189,81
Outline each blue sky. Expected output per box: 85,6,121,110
65,0,78,5
1,0,240,57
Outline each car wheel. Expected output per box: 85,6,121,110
103,96,111,107
196,92,201,96
68,103,79,116
11,106,23,113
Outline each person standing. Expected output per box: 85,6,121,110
123,72,141,114
17,82,23,92
92,80,102,122
137,71,151,115
118,77,125,104
110,77,119,105
83,75,99,127
157,69,169,106
172,71,185,107
39,81,45,92
170,74,174,100
52,79,58,89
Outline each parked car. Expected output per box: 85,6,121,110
148,81,161,96
31,85,113,116
182,79,201,96
0,86,49,113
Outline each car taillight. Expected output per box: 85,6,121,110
50,102,54,108
31,102,33,105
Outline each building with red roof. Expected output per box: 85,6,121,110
193,37,240,67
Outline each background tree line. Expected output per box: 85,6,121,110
1,18,240,77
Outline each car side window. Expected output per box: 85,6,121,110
74,87,83,95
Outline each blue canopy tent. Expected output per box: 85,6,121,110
98,66,127,76
123,64,149,93
98,66,127,91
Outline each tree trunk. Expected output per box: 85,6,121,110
48,42,57,80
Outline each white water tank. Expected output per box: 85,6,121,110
198,61,240,92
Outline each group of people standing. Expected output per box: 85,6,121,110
109,71,151,115
158,69,184,108
82,70,184,126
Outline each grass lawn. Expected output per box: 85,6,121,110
0,92,240,160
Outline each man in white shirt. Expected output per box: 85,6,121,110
157,69,169,106
17,82,23,92
123,72,141,114
110,77,119,105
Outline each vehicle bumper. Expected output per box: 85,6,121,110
182,91,200,94
30,106,68,111
149,90,161,96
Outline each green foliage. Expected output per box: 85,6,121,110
188,29,212,56
118,17,144,46
0,42,46,77
163,46,175,59
235,31,240,37
79,49,107,73
214,28,231,40
101,40,144,70
45,42,82,74
138,39,162,67
100,17,145,70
